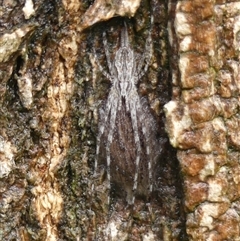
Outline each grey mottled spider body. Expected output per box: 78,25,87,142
94,16,154,205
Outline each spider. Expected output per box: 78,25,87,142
93,16,154,205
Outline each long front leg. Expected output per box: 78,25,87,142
135,15,154,81
103,32,116,77
93,47,113,81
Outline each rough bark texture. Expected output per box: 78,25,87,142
0,0,187,240
2,0,238,241
165,1,240,240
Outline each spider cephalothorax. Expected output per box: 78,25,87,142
93,16,155,205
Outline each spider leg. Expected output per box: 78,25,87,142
93,47,113,81
105,93,118,204
129,95,142,204
103,32,116,77
121,21,129,48
135,15,154,81
136,99,152,193
94,90,115,174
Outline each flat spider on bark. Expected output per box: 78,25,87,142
93,16,158,205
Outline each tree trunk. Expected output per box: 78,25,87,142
165,1,240,240
1,0,238,241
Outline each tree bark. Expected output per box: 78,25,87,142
2,0,238,241
165,1,240,240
